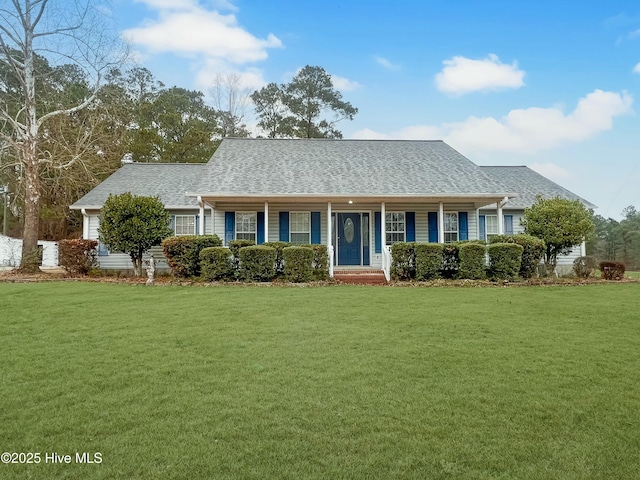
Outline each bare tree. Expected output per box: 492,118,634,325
210,72,251,138
0,0,125,272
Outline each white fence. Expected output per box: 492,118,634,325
0,234,59,269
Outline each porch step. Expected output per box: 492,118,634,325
333,270,387,285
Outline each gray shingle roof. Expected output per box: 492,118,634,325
70,163,207,209
189,138,514,197
479,166,595,209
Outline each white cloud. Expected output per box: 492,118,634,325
351,89,633,155
124,1,282,64
435,54,525,95
374,56,400,71
634,62,640,74
331,75,361,92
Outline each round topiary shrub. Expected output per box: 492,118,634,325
200,247,233,281
599,261,626,280
283,246,314,282
391,242,415,280
573,256,597,278
490,234,544,279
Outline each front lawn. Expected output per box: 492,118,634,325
1,283,639,479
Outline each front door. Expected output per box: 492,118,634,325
337,213,361,266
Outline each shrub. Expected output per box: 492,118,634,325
263,241,292,276
162,235,222,278
58,239,98,274
239,246,276,282
229,239,256,273
599,261,626,280
573,256,597,278
283,246,314,282
298,244,330,280
488,243,523,281
200,247,234,281
491,234,545,279
414,243,443,280
440,243,460,279
391,242,415,280
458,243,487,280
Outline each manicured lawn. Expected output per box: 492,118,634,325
1,282,639,479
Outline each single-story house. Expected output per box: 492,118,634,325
70,138,594,277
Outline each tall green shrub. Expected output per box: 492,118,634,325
440,243,460,279
283,246,314,282
488,243,523,281
458,243,487,280
200,247,234,281
299,244,329,280
414,243,443,280
263,241,291,276
239,246,276,282
229,239,255,273
162,235,222,278
391,242,415,280
491,234,544,279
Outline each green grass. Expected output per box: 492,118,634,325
1,283,639,479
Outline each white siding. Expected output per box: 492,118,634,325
0,235,58,268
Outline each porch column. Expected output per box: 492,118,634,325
81,209,89,240
198,196,205,235
476,208,481,240
210,203,215,238
381,201,386,249
264,201,269,243
438,202,444,244
327,202,332,247
497,201,504,235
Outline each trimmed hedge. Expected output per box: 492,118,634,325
488,243,523,281
440,243,460,279
573,256,597,278
391,242,415,280
599,261,625,280
200,247,234,281
414,243,443,280
162,235,222,278
229,239,256,273
263,241,291,276
458,243,487,280
299,244,330,280
239,246,276,282
490,234,545,279
283,246,314,282
58,239,98,274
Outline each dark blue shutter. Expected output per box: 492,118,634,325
279,212,289,242
311,212,321,244
406,212,416,242
225,212,235,245
195,215,200,235
374,212,381,253
479,215,486,241
428,212,438,243
459,212,468,241
257,211,265,244
504,215,514,235
98,242,109,256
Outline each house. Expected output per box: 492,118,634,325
70,138,594,278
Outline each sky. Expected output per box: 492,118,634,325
110,0,640,219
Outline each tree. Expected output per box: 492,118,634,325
210,72,251,138
98,193,172,276
251,66,358,139
0,0,123,272
522,196,595,275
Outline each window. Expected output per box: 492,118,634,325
235,212,256,242
174,215,196,236
485,215,498,243
444,212,458,243
290,212,310,244
386,212,405,244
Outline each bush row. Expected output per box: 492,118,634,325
391,237,536,281
198,239,329,282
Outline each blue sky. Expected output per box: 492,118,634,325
112,0,640,219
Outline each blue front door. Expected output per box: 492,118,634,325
337,213,361,266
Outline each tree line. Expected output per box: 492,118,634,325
587,207,640,270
